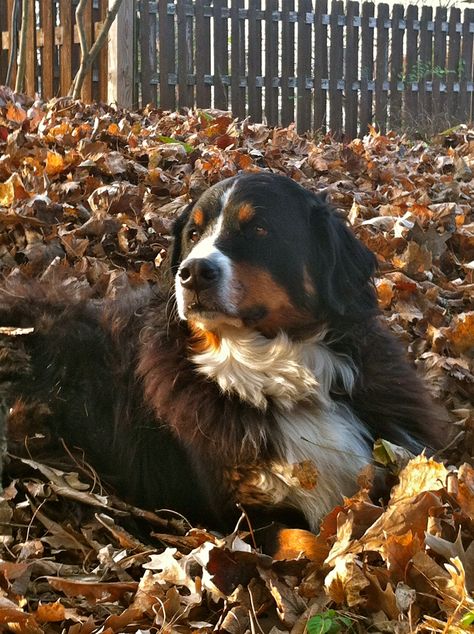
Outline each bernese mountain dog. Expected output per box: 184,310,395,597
1,172,445,538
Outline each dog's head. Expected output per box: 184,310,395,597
171,173,377,338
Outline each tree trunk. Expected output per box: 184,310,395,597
15,0,30,93
69,0,125,100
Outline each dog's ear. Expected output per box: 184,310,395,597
169,202,194,274
308,194,378,319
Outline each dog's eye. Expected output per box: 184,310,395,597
188,229,201,243
254,225,268,237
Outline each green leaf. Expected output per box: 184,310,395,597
198,110,214,122
156,135,194,153
307,611,355,634
460,611,474,627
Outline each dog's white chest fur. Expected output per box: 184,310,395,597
191,328,373,530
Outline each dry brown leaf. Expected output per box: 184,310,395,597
34,601,66,623
46,150,67,176
324,554,370,607
393,241,433,275
375,278,395,309
441,312,474,355
258,567,307,627
384,531,422,584
364,571,399,619
389,455,448,502
6,101,27,123
46,577,138,603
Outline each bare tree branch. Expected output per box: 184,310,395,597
14,0,30,93
76,0,89,64
69,0,125,100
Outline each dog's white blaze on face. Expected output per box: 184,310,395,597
175,212,235,322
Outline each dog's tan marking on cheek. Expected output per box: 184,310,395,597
234,264,311,336
188,321,221,353
192,207,205,227
238,203,255,223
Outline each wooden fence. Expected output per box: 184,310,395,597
1,1,474,138
0,0,110,102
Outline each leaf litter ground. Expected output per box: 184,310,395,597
0,87,473,633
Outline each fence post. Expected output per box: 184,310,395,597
108,0,135,108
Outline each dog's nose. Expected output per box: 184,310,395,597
179,258,221,291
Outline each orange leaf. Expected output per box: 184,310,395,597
0,180,15,206
6,101,27,123
34,601,66,623
375,278,394,309
107,122,121,136
442,312,474,355
45,151,66,176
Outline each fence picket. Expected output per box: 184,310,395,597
389,4,404,130
359,1,374,136
329,0,343,137
447,7,461,124
177,0,193,108
345,1,359,139
459,8,474,124
297,0,312,133
25,0,35,95
247,0,262,122
98,0,108,103
433,6,448,119
281,0,295,127
231,0,245,119
313,0,328,133
405,4,418,130
213,0,228,110
158,0,176,110
195,0,211,109
0,2,8,82
419,5,433,120
59,0,72,96
40,0,54,99
375,3,389,133
140,0,155,105
265,0,278,126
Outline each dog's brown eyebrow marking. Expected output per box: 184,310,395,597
238,203,255,223
193,207,205,226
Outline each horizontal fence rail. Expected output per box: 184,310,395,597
1,1,474,139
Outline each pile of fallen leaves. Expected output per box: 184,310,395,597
0,84,473,632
